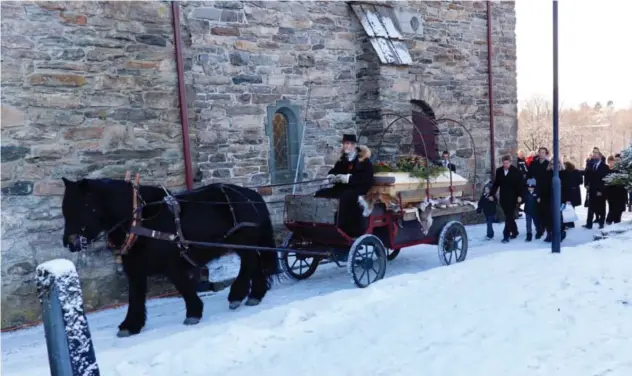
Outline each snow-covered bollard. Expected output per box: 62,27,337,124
36,259,100,376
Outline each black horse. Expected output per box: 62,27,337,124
61,177,280,337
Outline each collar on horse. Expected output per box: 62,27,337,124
108,171,143,264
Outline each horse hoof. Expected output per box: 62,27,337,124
116,329,132,338
245,298,261,306
228,301,242,310
183,317,201,325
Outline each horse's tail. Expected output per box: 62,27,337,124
259,215,281,288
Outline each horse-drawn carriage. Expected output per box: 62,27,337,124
277,112,478,288
280,171,474,287
60,110,480,336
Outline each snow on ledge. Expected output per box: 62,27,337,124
36,259,76,277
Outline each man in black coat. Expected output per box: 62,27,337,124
584,150,609,229
526,147,550,235
315,134,374,237
436,150,457,173
527,147,550,185
490,155,524,243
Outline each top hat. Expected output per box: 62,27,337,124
342,134,357,143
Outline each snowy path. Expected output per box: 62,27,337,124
2,204,631,376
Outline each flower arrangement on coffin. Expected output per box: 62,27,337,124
373,155,448,180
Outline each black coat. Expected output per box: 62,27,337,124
526,157,550,189
491,165,524,208
516,157,528,181
435,159,456,173
562,169,583,207
477,192,497,217
327,146,374,196
585,160,609,194
538,168,571,202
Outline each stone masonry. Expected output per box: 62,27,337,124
1,1,517,329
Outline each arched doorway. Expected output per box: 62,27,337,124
411,100,438,161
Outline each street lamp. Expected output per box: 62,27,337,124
551,0,561,253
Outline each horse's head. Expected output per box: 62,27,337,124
61,177,110,252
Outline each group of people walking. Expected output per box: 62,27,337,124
478,146,630,244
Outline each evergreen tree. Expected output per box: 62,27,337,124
604,142,632,190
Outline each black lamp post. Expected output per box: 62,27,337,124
551,0,562,253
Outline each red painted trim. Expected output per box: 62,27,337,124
171,1,194,190
486,1,496,180
393,237,437,250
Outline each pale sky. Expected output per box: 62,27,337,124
516,0,632,109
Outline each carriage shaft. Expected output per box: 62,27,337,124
180,239,331,257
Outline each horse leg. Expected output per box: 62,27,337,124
246,253,268,306
117,271,147,337
227,251,254,310
165,264,203,326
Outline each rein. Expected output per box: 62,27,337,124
102,172,330,267
107,173,262,268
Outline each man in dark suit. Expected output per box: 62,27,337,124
437,150,456,173
584,150,609,229
490,155,525,243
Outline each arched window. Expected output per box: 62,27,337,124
266,100,303,184
272,112,289,170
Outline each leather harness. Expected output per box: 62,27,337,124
108,172,258,267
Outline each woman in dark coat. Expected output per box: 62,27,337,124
562,161,583,228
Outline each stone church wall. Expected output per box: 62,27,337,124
0,0,517,329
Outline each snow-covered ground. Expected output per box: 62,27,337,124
2,202,631,376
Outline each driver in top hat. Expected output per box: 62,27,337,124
315,134,374,237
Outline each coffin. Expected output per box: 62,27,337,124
369,171,468,206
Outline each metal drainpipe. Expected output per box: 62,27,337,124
171,1,194,190
486,1,496,180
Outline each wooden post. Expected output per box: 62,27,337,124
36,259,100,376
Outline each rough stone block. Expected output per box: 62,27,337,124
191,7,222,21
212,26,240,36
86,47,125,61
33,181,65,196
136,34,168,47
60,13,88,25
231,74,263,85
1,181,34,196
1,145,30,162
28,73,87,87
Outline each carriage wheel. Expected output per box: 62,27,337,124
437,221,468,266
386,248,400,261
280,234,320,280
346,234,387,288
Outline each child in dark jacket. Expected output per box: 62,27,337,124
523,179,540,242
477,184,497,239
